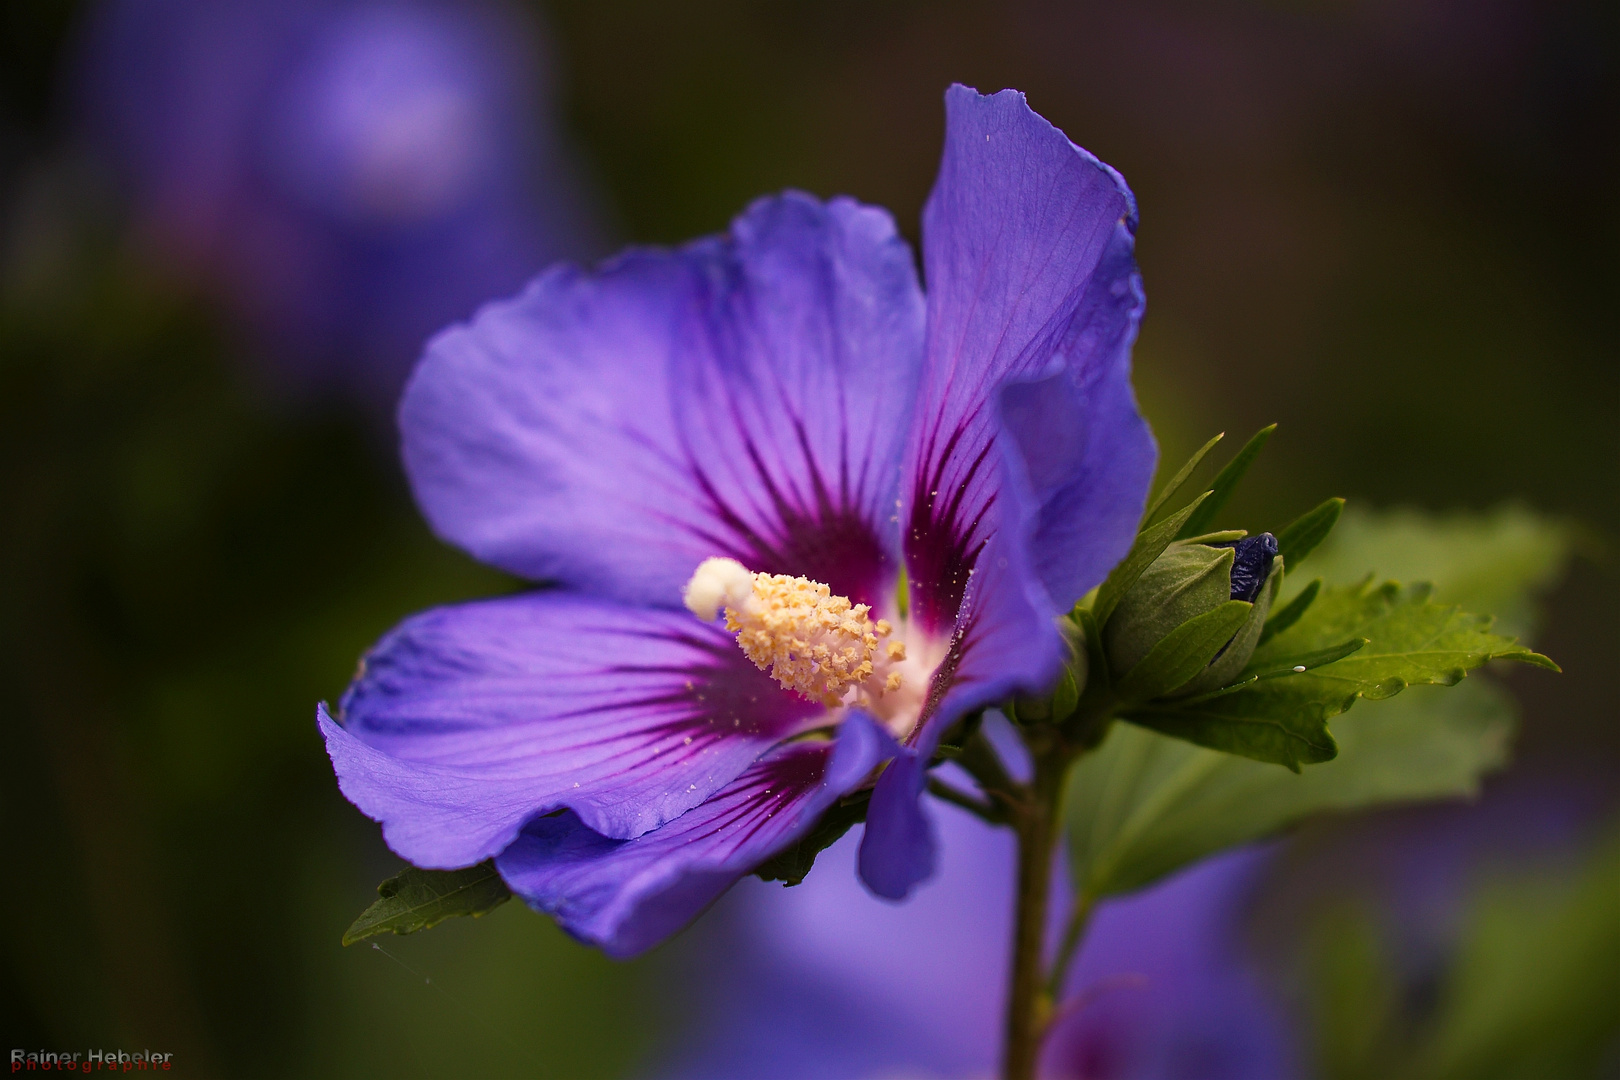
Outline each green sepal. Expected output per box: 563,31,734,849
1176,529,1248,545
1007,621,1085,724
1050,661,1082,722
1019,661,1083,724
1259,577,1321,645
753,793,870,887
1104,542,1234,677
1071,605,1107,691
1093,492,1214,628
1142,431,1225,523
1173,555,1284,697
1176,423,1277,539
342,861,512,946
1114,599,1253,704
1275,497,1345,568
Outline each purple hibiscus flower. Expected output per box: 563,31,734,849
320,84,1157,957
75,0,599,404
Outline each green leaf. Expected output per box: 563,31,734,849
1275,497,1345,568
342,862,512,946
1242,637,1370,680
1124,575,1551,769
753,794,869,887
1294,504,1572,639
1115,599,1253,704
1066,678,1516,903
1093,492,1212,627
1259,577,1321,646
1123,672,1344,770
1249,579,1557,697
1177,423,1276,539
1142,431,1225,523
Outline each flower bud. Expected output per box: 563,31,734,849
1104,532,1282,696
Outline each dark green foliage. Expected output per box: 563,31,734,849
0,214,641,1076
344,863,513,946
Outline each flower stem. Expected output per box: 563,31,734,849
1000,748,1067,1080
926,776,1006,823
1045,889,1097,1002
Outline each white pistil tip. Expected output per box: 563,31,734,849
683,557,754,621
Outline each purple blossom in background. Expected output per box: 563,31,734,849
664,793,1296,1080
319,85,1157,957
75,0,600,404
1259,770,1611,1006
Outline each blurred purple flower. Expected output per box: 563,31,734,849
318,85,1157,956
1258,769,1611,1008
664,795,1297,1080
75,0,600,403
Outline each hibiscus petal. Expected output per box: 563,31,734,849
497,713,891,959
997,217,1156,609
667,195,923,605
904,83,1141,635
320,591,824,868
859,521,1065,899
858,750,936,899
860,89,1153,898
401,192,923,608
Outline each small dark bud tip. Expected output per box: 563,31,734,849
1217,533,1279,603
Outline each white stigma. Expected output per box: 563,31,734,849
682,558,914,712
683,557,755,622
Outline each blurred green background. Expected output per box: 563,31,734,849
1,0,1614,1076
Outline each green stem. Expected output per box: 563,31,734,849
1045,889,1097,1002
1000,749,1067,1080
926,777,1004,823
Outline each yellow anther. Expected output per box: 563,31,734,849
685,559,923,712
719,571,881,703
